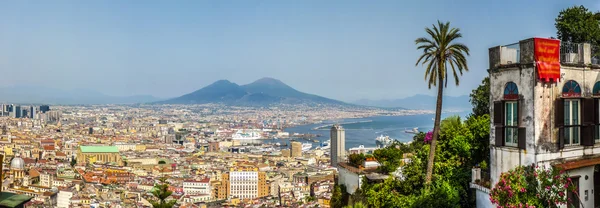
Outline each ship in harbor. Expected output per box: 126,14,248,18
232,130,262,140
375,135,394,148
404,127,419,134
302,142,313,151
317,140,330,150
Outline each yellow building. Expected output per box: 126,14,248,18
77,146,123,166
135,144,146,152
291,142,302,157
221,167,269,199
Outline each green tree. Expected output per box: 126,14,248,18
469,77,489,118
466,114,490,168
373,145,404,174
348,153,366,167
70,157,77,168
149,177,177,208
343,201,366,208
415,21,470,184
158,160,166,165
555,5,600,46
331,184,344,208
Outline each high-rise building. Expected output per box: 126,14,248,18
330,124,345,166
291,141,302,157
222,167,269,199
14,105,21,118
29,106,35,119
39,105,50,113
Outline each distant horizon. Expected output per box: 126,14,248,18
0,77,471,104
2,1,595,101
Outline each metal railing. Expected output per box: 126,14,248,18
481,170,491,188
592,44,600,65
560,42,584,64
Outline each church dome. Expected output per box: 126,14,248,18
10,156,24,170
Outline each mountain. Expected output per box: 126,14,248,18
354,94,470,111
160,77,347,106
162,80,249,104
0,85,162,105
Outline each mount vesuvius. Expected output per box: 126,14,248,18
158,78,348,106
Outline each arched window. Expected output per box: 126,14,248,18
593,81,600,96
562,80,581,97
503,82,519,100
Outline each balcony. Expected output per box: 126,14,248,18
489,38,597,69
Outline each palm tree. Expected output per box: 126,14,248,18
415,21,469,184
149,177,177,208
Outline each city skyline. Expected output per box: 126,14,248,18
0,0,598,102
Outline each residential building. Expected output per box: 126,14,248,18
485,37,600,208
222,167,268,199
183,178,211,195
77,146,123,166
330,125,345,166
291,141,302,157
57,190,73,208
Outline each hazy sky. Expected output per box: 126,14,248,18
1,0,599,102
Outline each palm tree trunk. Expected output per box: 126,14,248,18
425,71,444,185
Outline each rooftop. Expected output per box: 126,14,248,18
0,192,33,208
80,146,119,153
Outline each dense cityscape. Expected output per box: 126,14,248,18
0,103,429,207
2,1,600,208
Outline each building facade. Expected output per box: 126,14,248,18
183,178,211,195
330,125,345,166
222,167,268,200
77,146,123,166
291,141,302,157
488,37,600,207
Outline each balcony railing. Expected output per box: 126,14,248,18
592,45,600,65
560,42,584,64
489,38,598,69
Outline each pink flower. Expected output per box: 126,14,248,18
424,131,433,143
520,188,526,193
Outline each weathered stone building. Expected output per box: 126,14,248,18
488,37,600,207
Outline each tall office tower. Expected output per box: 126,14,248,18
14,105,21,118
330,124,345,167
0,104,4,116
30,106,35,119
39,105,50,113
291,141,302,157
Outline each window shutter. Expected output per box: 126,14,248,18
555,99,564,128
583,98,595,125
594,99,600,124
494,101,504,126
558,127,565,149
518,127,526,149
495,126,504,147
518,99,523,126
581,125,594,146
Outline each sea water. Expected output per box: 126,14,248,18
277,111,470,149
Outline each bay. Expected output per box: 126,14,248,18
277,111,470,150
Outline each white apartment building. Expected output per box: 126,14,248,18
183,178,211,195
229,171,259,199
57,190,73,208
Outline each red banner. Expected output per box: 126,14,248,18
534,38,561,82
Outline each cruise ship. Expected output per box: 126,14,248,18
375,135,394,148
320,140,331,150
232,130,262,140
302,143,313,151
